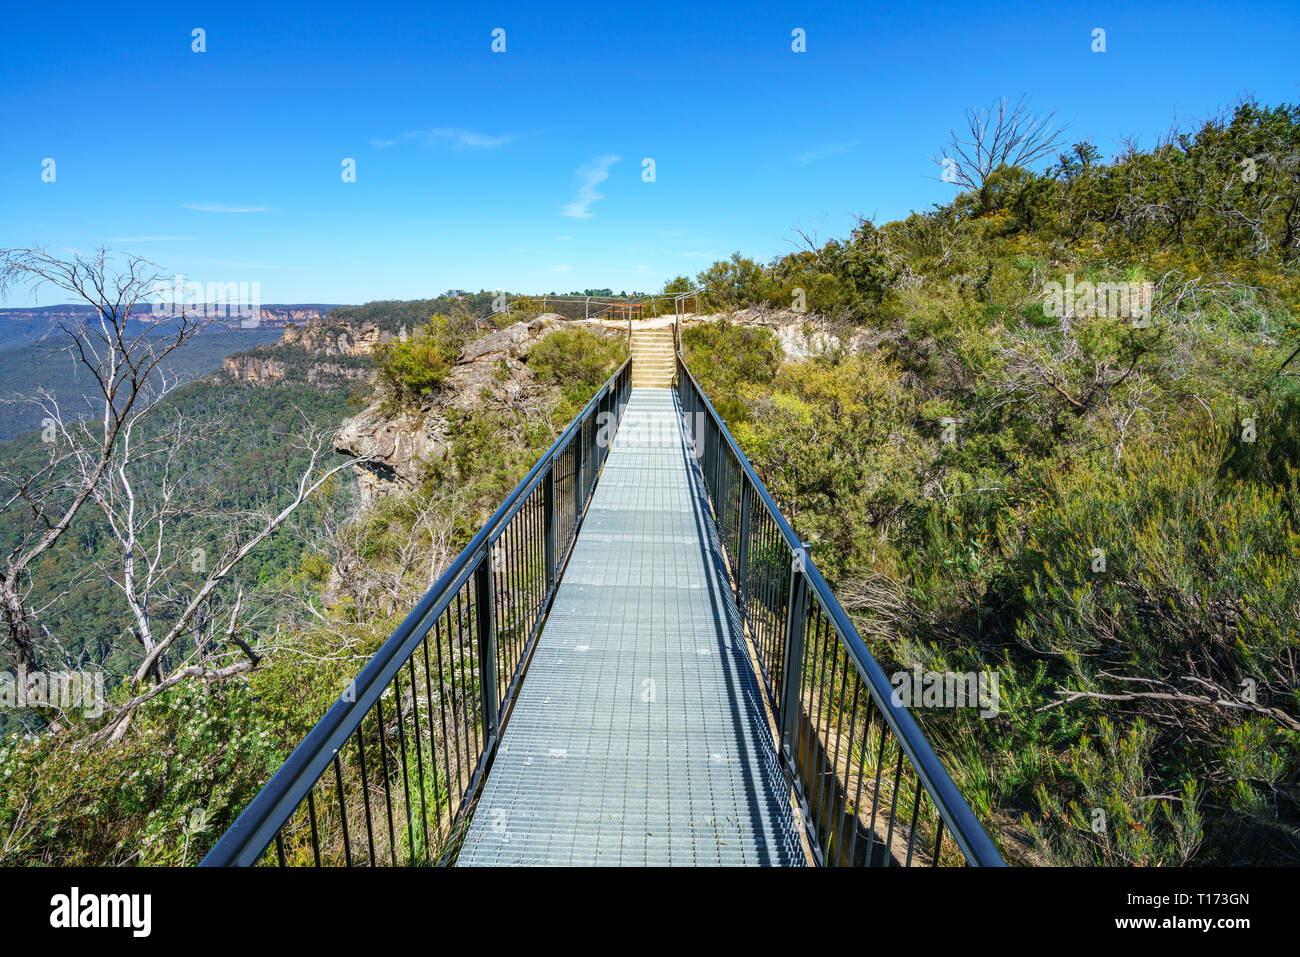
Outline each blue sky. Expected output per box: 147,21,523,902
2,0,1297,306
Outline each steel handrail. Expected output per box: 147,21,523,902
675,353,1004,866
202,358,630,866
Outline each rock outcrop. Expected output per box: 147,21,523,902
222,317,385,384
692,305,880,359
335,314,619,504
281,318,395,356
306,362,374,386
222,354,286,382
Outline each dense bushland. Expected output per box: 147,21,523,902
0,322,625,864
682,99,1300,865
3,99,1295,867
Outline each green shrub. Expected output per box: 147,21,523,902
1027,718,1205,866
374,316,467,401
526,328,627,413
696,252,774,308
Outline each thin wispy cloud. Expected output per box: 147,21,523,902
562,155,620,219
551,264,572,272
797,142,856,164
373,127,523,150
183,203,270,213
106,236,197,242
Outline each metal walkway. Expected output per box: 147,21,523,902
203,357,1002,868
456,389,805,865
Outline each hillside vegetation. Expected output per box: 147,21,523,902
0,325,283,440
1,99,1295,867
0,317,625,864
681,99,1300,864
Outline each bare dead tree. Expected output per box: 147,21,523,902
0,247,382,745
930,95,1067,192
0,247,202,673
784,216,829,261
83,415,378,745
1039,673,1300,733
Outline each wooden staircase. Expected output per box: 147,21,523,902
630,326,676,389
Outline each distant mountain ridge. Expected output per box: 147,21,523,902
0,303,347,326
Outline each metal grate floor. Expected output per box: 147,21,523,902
457,389,805,866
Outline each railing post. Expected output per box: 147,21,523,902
702,416,713,496
475,550,499,737
544,459,556,592
598,387,609,471
736,475,752,618
712,431,726,530
573,422,584,518
778,548,809,744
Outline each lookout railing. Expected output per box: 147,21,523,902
489,289,705,327
203,340,1003,866
202,360,631,866
674,349,1004,866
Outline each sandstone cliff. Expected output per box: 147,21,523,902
335,314,620,504
281,318,396,356
222,354,286,382
222,316,383,385
703,305,885,359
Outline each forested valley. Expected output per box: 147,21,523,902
1,99,1296,866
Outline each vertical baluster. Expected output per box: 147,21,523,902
866,710,889,865
354,731,376,864
834,671,863,864
905,782,924,867
333,753,352,867
374,700,398,863
736,474,752,621
779,555,809,760
306,788,321,867
475,551,499,741
407,657,430,857
419,636,443,848
573,426,583,520
392,671,416,864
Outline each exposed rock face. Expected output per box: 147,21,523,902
281,318,394,356
335,315,620,504
223,317,385,384
335,405,443,502
252,306,336,326
689,306,878,359
222,354,286,382
306,362,374,386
